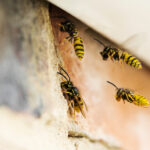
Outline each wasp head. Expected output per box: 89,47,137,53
100,51,108,60
60,21,74,32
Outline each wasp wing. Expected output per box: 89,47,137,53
74,95,86,118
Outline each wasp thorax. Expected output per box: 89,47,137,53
113,52,120,60
73,87,79,95
117,88,123,95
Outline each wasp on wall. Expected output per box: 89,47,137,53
58,17,85,60
57,65,87,118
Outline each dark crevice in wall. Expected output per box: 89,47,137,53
68,131,122,150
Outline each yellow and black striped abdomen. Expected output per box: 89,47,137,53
121,52,142,69
133,94,149,107
74,36,84,60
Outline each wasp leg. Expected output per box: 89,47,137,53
57,23,62,27
70,99,75,118
120,61,124,71
68,100,75,117
62,90,72,95
123,99,125,104
110,56,114,62
82,99,88,111
118,52,123,71
110,51,116,62
80,108,86,118
119,57,123,64
119,54,124,71
66,36,73,43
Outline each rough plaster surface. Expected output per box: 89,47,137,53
0,0,120,150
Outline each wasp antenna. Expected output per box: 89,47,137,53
58,65,70,81
94,38,106,47
107,81,118,89
57,72,69,81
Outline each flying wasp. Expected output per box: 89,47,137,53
74,36,84,60
94,39,142,69
57,66,88,118
107,81,149,107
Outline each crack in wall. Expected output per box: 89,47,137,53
68,131,122,150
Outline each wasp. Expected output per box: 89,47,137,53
59,19,85,60
94,39,142,69
57,66,87,118
57,17,85,60
107,81,149,107
74,36,84,60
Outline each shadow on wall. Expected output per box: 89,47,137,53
0,47,28,111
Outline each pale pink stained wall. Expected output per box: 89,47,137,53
51,6,150,150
